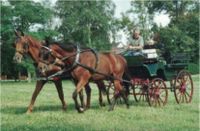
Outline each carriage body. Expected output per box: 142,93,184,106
113,49,194,106
123,49,166,79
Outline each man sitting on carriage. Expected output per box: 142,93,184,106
124,27,144,56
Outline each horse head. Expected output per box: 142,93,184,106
13,30,31,63
38,45,65,75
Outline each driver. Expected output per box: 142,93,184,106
128,27,144,50
125,27,144,56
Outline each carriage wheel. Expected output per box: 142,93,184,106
148,78,168,107
174,70,193,104
106,81,115,105
133,83,149,103
106,81,123,105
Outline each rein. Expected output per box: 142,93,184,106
40,45,132,84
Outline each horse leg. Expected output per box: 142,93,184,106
121,88,129,109
73,79,86,109
54,80,67,111
85,83,91,109
26,80,46,114
108,80,120,111
97,81,106,107
72,76,90,113
109,80,129,111
78,89,85,109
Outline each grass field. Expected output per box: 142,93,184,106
1,75,199,131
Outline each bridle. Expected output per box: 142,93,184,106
15,37,29,55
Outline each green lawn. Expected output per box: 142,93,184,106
1,75,199,131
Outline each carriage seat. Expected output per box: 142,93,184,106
142,49,158,63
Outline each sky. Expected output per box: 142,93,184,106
114,0,170,26
113,0,170,45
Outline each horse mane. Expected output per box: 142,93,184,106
26,35,42,48
47,40,90,52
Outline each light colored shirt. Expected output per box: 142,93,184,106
128,36,144,48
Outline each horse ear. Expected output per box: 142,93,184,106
14,29,20,37
14,29,24,37
21,31,24,36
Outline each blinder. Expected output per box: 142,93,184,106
40,46,57,65
23,42,29,52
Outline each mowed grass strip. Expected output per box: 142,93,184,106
1,75,199,131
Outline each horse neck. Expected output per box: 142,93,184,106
26,36,41,63
52,45,76,58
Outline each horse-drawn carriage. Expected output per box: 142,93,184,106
107,48,193,107
13,30,194,113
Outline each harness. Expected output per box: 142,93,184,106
43,44,99,80
39,44,132,84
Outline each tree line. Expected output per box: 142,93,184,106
1,0,199,79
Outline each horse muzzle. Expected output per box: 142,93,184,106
54,58,65,68
13,52,23,63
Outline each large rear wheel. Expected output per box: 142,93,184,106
174,70,193,103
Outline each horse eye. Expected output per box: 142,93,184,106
44,54,49,60
12,43,16,47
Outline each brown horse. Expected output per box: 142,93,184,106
13,30,106,113
13,30,68,113
37,43,129,112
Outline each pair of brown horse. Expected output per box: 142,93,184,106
13,30,129,113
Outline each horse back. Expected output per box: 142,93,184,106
100,53,126,73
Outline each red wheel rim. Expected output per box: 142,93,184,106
148,78,168,107
174,70,193,103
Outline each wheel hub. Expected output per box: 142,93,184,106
180,84,186,93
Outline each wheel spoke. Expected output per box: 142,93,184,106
138,94,142,101
184,93,188,103
176,91,181,96
184,75,189,83
181,95,184,103
185,91,191,97
159,97,165,104
157,98,161,106
178,93,182,102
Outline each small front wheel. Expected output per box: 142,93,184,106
148,78,168,107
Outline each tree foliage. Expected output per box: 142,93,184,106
55,0,115,50
1,0,56,78
126,0,199,64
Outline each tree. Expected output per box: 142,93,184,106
55,0,116,50
149,0,199,63
1,0,55,79
127,0,199,64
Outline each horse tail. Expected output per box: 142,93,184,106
122,57,132,95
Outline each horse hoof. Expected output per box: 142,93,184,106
108,108,113,112
85,106,90,110
78,107,84,113
62,107,67,111
100,103,106,107
62,105,67,111
126,105,130,109
26,110,32,114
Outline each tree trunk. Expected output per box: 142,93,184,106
27,71,31,83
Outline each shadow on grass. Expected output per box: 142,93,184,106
1,103,76,115
1,98,153,115
1,123,90,131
